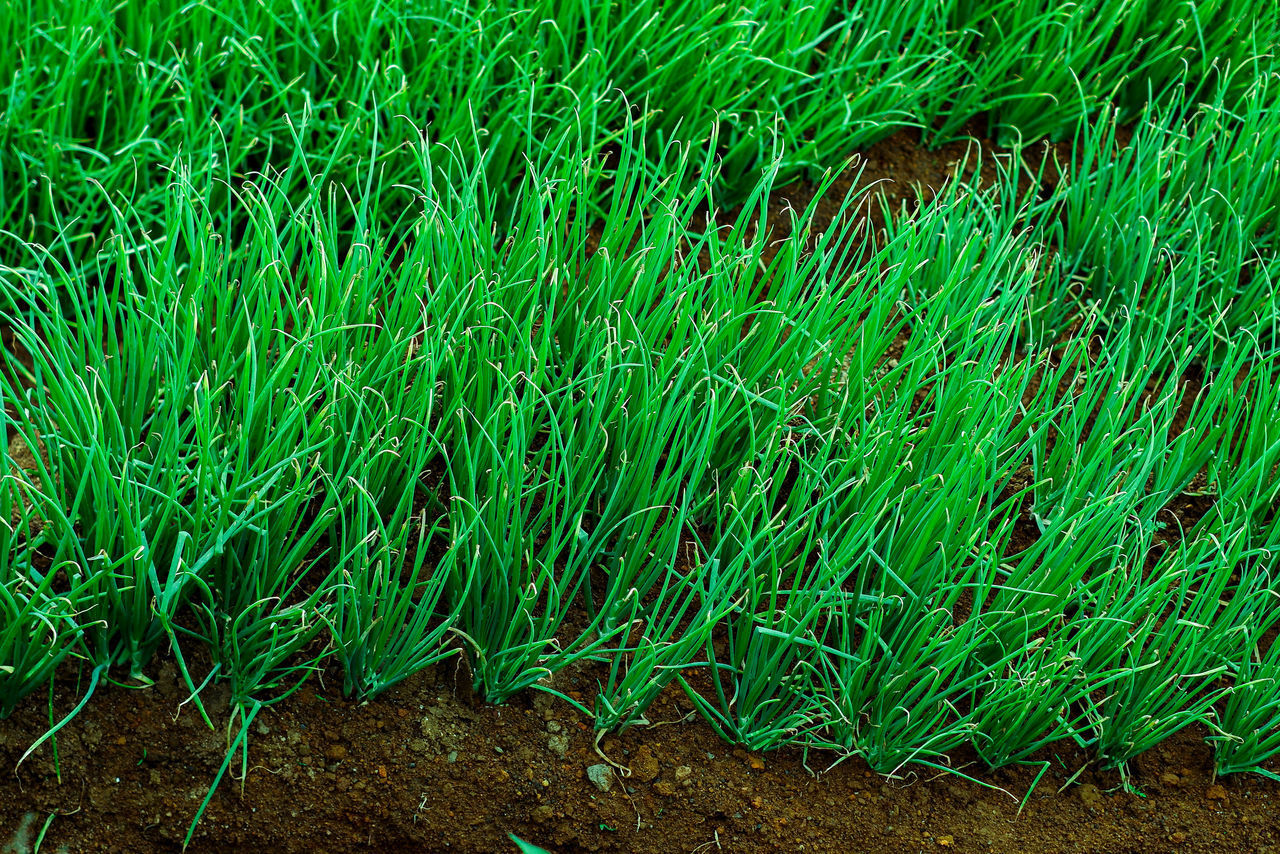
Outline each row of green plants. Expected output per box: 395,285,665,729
3,0,1277,268
3,90,1278,781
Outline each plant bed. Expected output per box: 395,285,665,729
3,3,1280,851
4,124,1279,851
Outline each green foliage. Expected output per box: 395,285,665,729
2,3,1280,839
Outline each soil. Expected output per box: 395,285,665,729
3,656,1278,854
5,128,1278,854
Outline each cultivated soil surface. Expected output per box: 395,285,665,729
2,654,1278,853
5,128,1278,854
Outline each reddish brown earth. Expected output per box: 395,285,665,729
3,655,1279,854
5,128,1278,854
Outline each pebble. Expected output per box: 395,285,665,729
586,764,614,793
1206,784,1228,801
1077,783,1102,807
674,765,693,781
324,744,347,762
546,721,563,734
547,734,570,758
630,745,660,782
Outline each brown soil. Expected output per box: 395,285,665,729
5,129,1276,854
3,657,1279,854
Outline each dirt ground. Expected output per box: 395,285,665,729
5,128,1278,854
2,653,1279,854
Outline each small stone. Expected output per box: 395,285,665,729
630,746,660,782
532,805,555,824
936,835,954,847
1077,783,1102,807
546,721,563,734
408,738,429,753
654,781,676,797
674,765,693,781
1171,832,1187,844
447,751,458,763
532,690,554,713
1160,772,1181,787
547,734,570,758
1206,784,1228,801
324,744,347,761
587,764,614,792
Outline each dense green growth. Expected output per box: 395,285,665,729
1,0,1279,843
4,0,1278,259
